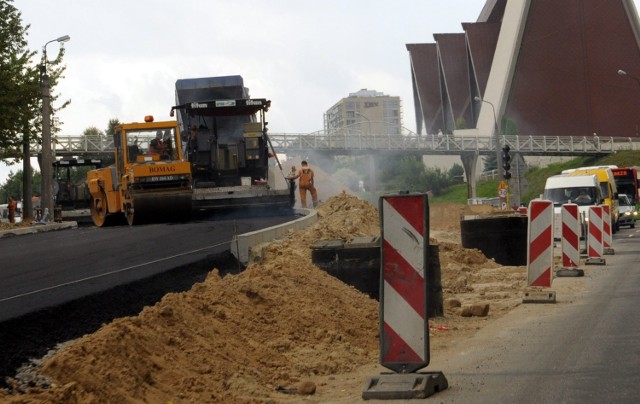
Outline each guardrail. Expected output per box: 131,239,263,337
34,133,639,158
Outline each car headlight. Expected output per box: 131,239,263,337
624,211,632,216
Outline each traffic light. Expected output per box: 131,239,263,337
502,145,512,180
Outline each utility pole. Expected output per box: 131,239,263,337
40,35,70,221
22,125,32,219
40,68,53,220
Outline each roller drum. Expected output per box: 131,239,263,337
127,190,192,225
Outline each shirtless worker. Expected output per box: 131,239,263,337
293,160,318,208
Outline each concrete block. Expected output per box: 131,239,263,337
556,268,584,277
523,288,556,303
585,257,606,265
362,372,448,400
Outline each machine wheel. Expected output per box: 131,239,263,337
91,190,109,227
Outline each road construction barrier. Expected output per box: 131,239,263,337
561,204,580,268
379,194,429,373
363,193,447,400
527,200,554,287
586,206,606,264
601,204,614,254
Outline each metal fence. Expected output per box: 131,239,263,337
33,132,639,158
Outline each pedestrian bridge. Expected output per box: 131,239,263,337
40,131,637,202
45,132,635,157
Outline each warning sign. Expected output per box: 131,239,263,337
379,194,429,373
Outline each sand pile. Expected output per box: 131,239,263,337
1,194,526,403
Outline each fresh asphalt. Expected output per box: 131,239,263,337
0,212,296,323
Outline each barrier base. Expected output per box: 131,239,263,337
585,257,606,265
556,268,584,277
362,372,448,400
523,288,556,303
604,248,615,255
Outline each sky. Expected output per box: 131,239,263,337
5,1,639,186
1,0,490,185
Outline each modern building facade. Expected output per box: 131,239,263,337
407,0,640,139
324,89,402,135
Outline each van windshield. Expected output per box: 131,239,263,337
544,187,597,206
619,195,631,206
599,182,609,198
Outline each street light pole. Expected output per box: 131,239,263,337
618,69,640,136
618,69,640,87
474,96,503,180
40,35,70,221
354,111,372,135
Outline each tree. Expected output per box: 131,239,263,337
484,154,497,173
0,168,40,203
0,0,39,163
106,118,121,139
449,163,465,184
1,1,68,218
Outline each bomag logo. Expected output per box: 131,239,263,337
148,166,177,174
191,102,207,108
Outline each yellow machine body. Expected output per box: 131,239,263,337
87,119,192,226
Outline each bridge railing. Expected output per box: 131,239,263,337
49,135,115,155
30,132,638,157
268,133,622,155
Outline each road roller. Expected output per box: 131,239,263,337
87,117,192,226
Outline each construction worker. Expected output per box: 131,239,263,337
293,160,318,208
8,196,17,224
149,131,167,157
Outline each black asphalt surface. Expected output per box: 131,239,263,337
0,211,296,323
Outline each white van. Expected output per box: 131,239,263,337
543,174,603,239
561,166,619,232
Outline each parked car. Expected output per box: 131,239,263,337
618,194,636,228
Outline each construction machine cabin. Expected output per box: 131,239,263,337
173,75,294,212
87,118,193,227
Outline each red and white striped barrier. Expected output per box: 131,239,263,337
601,204,614,254
586,206,606,264
561,204,580,268
527,200,554,287
379,194,429,373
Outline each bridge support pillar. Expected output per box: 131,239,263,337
460,152,478,199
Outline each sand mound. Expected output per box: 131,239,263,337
2,193,525,403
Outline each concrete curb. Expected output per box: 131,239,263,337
0,221,78,239
231,208,318,265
